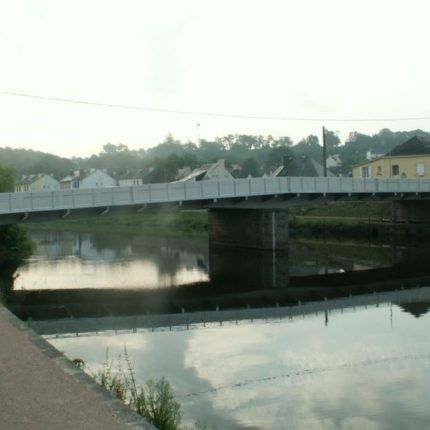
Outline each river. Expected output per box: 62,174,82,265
7,229,430,429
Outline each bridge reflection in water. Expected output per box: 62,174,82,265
22,287,430,337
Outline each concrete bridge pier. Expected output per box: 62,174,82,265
208,208,289,250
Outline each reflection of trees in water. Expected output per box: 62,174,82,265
0,225,34,301
398,301,430,318
28,230,209,278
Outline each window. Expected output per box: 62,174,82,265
377,166,382,175
417,163,426,176
392,165,400,176
361,166,371,178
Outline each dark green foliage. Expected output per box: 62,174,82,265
240,157,259,177
0,147,74,180
0,165,35,299
0,165,15,191
293,135,322,162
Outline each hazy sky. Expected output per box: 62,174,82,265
1,0,430,158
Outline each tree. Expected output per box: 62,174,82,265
293,135,322,162
0,166,34,300
152,154,180,183
272,136,293,148
324,130,341,154
241,157,259,177
0,165,15,191
265,146,295,172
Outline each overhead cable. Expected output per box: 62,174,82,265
2,91,430,123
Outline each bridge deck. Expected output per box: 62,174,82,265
1,177,430,224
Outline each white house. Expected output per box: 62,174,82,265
176,159,233,182
326,154,342,169
60,169,116,189
366,149,386,160
15,174,60,192
116,169,144,187
116,168,156,186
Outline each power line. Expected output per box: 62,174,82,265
2,90,430,123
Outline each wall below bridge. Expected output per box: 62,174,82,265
209,208,289,250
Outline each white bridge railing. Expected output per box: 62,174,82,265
1,177,430,215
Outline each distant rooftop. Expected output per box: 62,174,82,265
272,155,336,177
388,136,430,156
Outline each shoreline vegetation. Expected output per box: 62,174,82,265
76,349,211,430
25,201,430,241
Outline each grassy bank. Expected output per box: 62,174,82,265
26,201,428,241
28,210,209,238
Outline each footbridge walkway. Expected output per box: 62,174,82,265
1,177,429,225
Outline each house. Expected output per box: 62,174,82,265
366,149,386,160
176,159,233,182
15,174,60,192
272,155,337,177
352,136,430,179
116,169,156,186
175,166,192,181
326,154,342,169
60,169,116,189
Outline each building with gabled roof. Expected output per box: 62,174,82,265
352,136,430,179
60,169,116,189
15,174,60,192
116,168,156,186
175,159,233,182
272,155,336,177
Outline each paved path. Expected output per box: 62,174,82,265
0,304,154,430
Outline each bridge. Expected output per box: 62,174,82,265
1,176,430,248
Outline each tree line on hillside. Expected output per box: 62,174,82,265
1,128,429,183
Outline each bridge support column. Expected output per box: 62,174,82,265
209,208,288,250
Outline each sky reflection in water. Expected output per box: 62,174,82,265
50,302,430,430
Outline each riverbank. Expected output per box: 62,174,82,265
26,201,429,242
27,210,208,237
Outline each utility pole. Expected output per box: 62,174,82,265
322,126,327,177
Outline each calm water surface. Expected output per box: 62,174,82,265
49,298,430,429
14,230,430,429
16,229,398,291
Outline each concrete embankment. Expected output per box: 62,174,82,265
0,304,155,430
